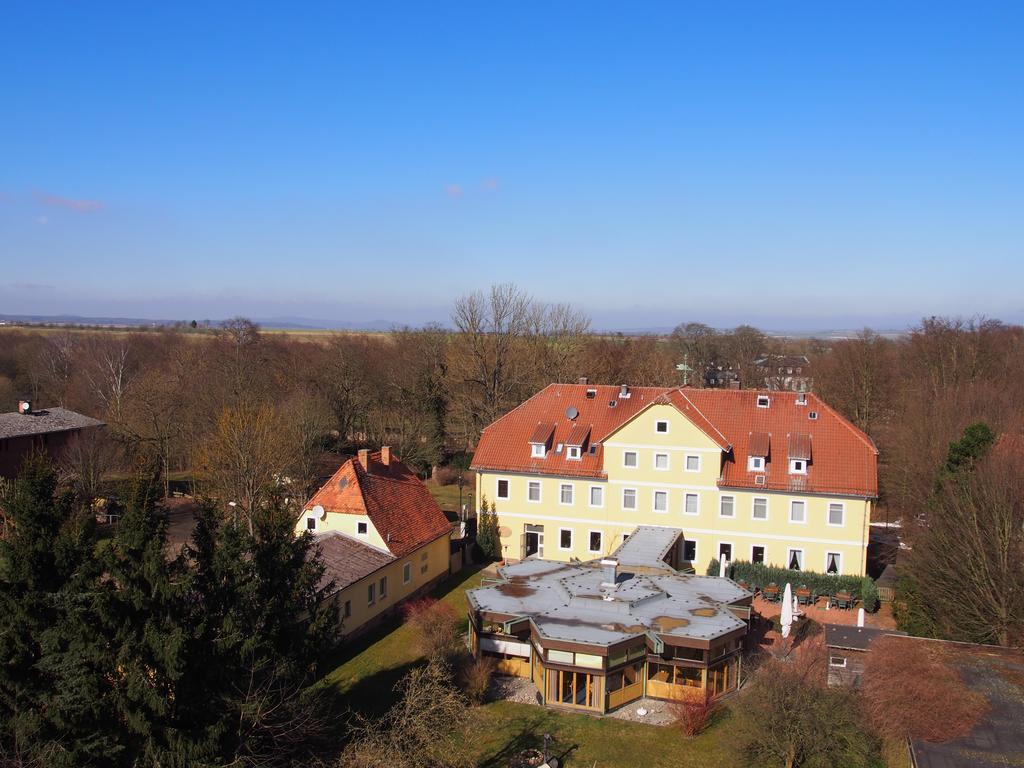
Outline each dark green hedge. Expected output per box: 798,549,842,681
727,560,877,609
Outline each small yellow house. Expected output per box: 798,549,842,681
299,447,453,636
472,383,877,577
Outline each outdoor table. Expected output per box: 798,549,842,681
796,587,812,605
833,593,853,609
763,586,780,602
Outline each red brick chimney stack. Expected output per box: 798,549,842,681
357,449,370,471
381,445,391,467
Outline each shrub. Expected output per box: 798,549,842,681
433,466,458,487
860,577,879,612
402,597,464,662
728,560,871,601
458,655,494,705
706,557,720,576
475,495,501,562
669,693,717,737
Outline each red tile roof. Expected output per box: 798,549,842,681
472,384,878,498
305,450,453,558
749,431,771,457
788,433,813,460
564,422,592,447
528,422,556,445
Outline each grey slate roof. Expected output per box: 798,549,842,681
468,527,751,649
0,407,104,439
824,624,904,651
314,531,395,593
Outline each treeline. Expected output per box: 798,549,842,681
0,456,337,767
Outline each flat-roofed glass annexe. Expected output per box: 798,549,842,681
466,526,751,713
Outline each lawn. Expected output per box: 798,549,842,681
323,563,732,768
424,479,473,513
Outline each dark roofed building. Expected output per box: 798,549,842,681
0,400,105,478
824,624,906,687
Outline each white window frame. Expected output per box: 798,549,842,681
356,521,368,536
623,450,638,468
683,492,700,516
587,530,603,554
825,551,843,574
829,655,847,668
787,548,804,571
684,455,701,473
653,452,670,471
622,488,638,511
718,541,734,563
756,395,770,408
306,516,317,531
559,483,574,506
682,538,698,563
402,562,412,584
527,481,542,503
496,477,510,500
789,499,807,524
827,502,845,527
752,496,769,521
719,495,735,518
653,490,669,514
530,443,546,458
567,445,581,460
655,419,670,434
747,455,765,472
558,528,573,551
589,485,604,508
789,459,807,475
379,576,388,599
367,582,376,606
750,544,766,564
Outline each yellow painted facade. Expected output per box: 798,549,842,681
300,507,390,551
477,402,872,576
326,532,451,637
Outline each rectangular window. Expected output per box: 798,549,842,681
685,455,700,472
654,453,669,470
790,500,806,523
588,531,602,553
567,445,581,460
655,420,669,433
403,562,412,584
684,493,699,516
829,656,847,668
367,583,375,606
757,395,770,408
379,576,387,598
497,479,509,499
719,542,733,562
719,495,735,517
531,443,546,458
752,545,765,564
748,455,765,471
752,497,768,520
828,503,844,526
622,488,637,510
826,552,842,574
560,483,574,505
559,528,573,550
357,521,368,535
653,490,668,512
789,459,807,474
683,539,697,562
623,451,638,468
306,517,316,531
788,549,804,571
528,481,541,502
343,600,351,618
589,486,604,507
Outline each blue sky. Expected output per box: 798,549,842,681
2,2,1022,330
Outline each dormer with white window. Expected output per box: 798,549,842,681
748,431,770,472
787,432,812,475
563,422,592,462
756,394,771,408
529,422,556,459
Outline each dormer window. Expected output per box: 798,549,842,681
796,393,807,406
531,443,546,459
756,395,770,408
748,455,765,472
567,445,581,460
789,459,807,474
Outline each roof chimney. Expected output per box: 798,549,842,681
18,400,32,415
357,449,370,472
600,558,619,589
578,376,589,385
381,445,391,467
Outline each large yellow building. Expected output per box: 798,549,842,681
299,447,454,636
472,383,877,577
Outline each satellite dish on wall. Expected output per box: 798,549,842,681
565,406,579,420
312,504,325,520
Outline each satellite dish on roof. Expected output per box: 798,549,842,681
312,504,325,520
565,406,579,420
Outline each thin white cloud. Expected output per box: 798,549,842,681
34,190,105,213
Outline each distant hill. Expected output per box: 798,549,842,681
0,314,400,332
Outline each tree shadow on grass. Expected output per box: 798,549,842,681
475,709,583,768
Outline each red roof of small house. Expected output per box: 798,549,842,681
305,450,452,558
472,384,878,497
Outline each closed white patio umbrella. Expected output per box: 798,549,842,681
780,583,793,638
